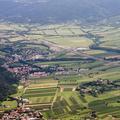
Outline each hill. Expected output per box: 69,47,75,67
0,0,120,23
0,66,19,102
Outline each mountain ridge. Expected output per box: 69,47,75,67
0,0,120,24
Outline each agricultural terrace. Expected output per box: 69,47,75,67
43,89,120,119
22,78,58,111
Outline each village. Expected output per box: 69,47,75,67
0,22,120,119
0,43,90,81
77,79,120,97
0,107,44,120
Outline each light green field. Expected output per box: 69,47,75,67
90,26,120,49
0,23,94,49
83,50,106,55
47,36,93,48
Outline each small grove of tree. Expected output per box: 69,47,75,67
0,67,19,101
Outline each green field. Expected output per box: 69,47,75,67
0,22,120,119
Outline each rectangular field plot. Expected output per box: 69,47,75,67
47,36,93,48
56,28,73,35
28,30,44,35
25,87,57,94
23,87,57,105
43,29,57,35
28,96,54,104
23,92,55,98
70,28,85,35
24,87,57,97
30,79,58,85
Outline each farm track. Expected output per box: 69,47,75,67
51,88,59,109
28,83,58,89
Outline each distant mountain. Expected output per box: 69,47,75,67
0,0,120,24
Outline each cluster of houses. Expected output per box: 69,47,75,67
1,44,90,81
4,54,23,64
77,79,116,96
55,67,89,75
104,55,120,61
1,61,50,81
2,44,50,63
0,107,44,120
15,47,49,61
7,66,50,79
4,61,89,79
8,66,31,75
0,96,44,119
29,72,49,78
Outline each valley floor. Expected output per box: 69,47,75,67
0,22,120,120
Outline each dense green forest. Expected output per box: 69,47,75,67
0,64,19,102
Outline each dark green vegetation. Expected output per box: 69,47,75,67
0,67,19,101
77,79,120,97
